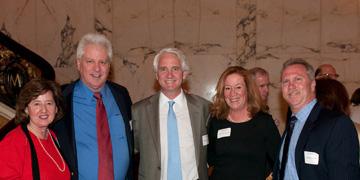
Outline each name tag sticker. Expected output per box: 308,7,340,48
202,134,209,146
304,151,319,165
217,128,231,139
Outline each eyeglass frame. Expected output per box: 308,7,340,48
317,73,339,79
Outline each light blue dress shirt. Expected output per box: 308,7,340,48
280,99,317,180
73,80,129,180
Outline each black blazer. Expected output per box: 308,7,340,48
273,103,360,180
52,80,133,180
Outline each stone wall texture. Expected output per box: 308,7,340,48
2,0,360,132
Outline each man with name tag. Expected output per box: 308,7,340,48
132,48,211,180
273,58,360,180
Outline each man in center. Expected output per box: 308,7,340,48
132,48,210,180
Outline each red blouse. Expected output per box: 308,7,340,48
0,125,70,180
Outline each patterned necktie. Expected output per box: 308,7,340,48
167,101,182,180
94,92,114,180
279,115,298,180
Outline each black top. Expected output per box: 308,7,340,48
208,112,281,180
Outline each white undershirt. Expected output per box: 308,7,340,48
159,90,198,180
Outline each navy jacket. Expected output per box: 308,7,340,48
52,80,133,180
273,103,360,180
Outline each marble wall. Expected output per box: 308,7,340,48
2,0,360,132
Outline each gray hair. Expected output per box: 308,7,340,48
153,48,190,72
76,33,112,61
249,67,269,79
281,58,315,80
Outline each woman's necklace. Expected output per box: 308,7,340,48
36,129,66,172
228,113,251,123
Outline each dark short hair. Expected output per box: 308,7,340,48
314,68,321,77
351,88,360,106
15,79,64,124
316,78,350,115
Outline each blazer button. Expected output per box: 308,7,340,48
157,166,161,170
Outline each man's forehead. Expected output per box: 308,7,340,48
282,65,308,77
256,73,269,79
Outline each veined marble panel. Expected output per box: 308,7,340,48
54,66,78,85
146,0,176,49
235,0,257,66
321,0,359,53
111,53,155,102
33,0,95,70
36,1,75,68
345,58,360,84
192,0,236,55
282,0,321,53
187,54,232,101
173,0,201,50
0,1,24,36
256,0,283,54
113,0,153,55
94,0,112,37
1,0,37,51
345,82,360,99
2,0,360,131
54,16,78,68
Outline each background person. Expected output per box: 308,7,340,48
249,67,281,128
249,67,270,106
315,64,339,79
207,66,280,180
0,79,70,179
316,78,360,149
53,33,133,180
350,88,360,146
350,88,360,124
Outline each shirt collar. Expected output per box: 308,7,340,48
75,80,108,101
293,98,317,123
159,89,186,108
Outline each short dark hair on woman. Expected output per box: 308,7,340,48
316,78,350,115
15,79,64,124
351,88,360,106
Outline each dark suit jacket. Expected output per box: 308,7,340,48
52,80,133,180
273,103,360,180
132,92,210,180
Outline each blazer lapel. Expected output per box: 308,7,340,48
185,94,202,165
146,93,161,161
295,102,321,171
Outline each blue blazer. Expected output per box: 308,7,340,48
52,80,133,180
273,103,360,180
